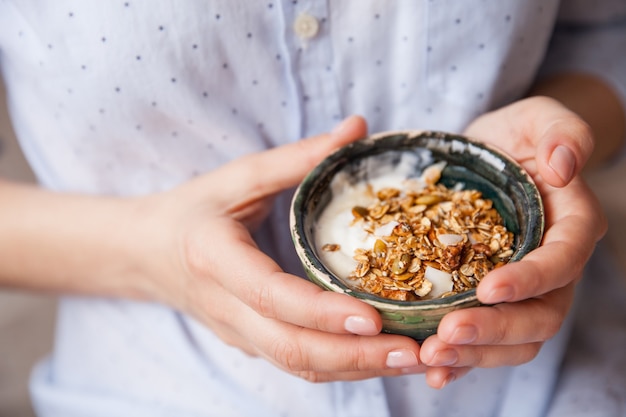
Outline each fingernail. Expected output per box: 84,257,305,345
344,316,378,336
449,325,477,344
487,286,514,304
429,349,459,366
441,372,457,389
386,349,419,368
549,145,576,183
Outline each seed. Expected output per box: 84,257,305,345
377,188,401,200
391,253,412,275
369,203,390,219
472,243,492,256
363,280,383,294
415,194,443,206
336,163,514,301
408,257,422,273
321,243,341,252
408,204,427,214
489,239,501,253
460,263,474,276
421,162,445,185
399,196,414,212
415,279,433,297
438,291,457,298
354,261,370,278
393,222,413,237
393,272,414,281
373,239,387,257
457,271,472,288
351,206,369,220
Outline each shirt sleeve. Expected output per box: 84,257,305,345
538,0,626,123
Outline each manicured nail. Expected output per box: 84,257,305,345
487,286,514,304
430,349,459,366
549,145,576,184
449,325,478,345
344,316,378,335
386,349,419,368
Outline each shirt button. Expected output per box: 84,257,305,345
293,13,319,40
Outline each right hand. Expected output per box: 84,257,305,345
131,116,425,382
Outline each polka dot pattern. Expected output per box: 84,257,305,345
0,0,589,195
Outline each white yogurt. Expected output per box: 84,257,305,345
314,154,454,298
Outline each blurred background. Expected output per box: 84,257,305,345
0,78,56,417
0,74,625,417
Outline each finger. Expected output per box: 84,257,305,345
477,242,580,305
425,366,473,389
245,314,423,375
464,97,595,187
295,366,426,383
433,284,574,347
478,179,604,304
188,258,425,381
505,96,594,186
534,108,594,187
421,336,542,369
186,219,383,336
211,115,368,205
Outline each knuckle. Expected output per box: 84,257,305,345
492,320,509,345
553,115,595,157
296,370,324,383
573,119,595,153
270,338,308,373
489,307,511,345
181,230,209,277
307,293,330,332
247,282,277,319
472,347,487,367
349,341,370,372
538,306,564,341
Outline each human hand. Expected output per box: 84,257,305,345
419,96,608,388
135,116,425,382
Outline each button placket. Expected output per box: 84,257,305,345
293,12,320,42
280,1,341,137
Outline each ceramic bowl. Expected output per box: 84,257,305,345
289,131,544,342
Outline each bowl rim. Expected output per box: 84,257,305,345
290,130,544,309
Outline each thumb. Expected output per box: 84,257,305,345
465,96,595,188
215,115,368,200
534,103,595,187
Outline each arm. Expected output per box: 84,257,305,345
0,181,149,297
0,116,431,382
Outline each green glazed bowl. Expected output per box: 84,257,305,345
289,131,544,342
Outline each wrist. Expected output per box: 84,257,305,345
0,181,164,302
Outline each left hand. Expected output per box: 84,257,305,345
418,96,608,388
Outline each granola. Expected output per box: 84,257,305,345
320,163,515,301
